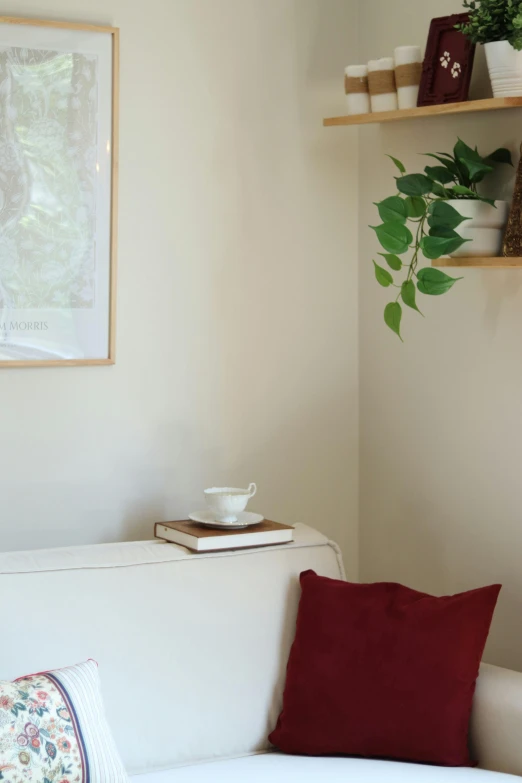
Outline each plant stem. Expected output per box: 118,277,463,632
407,201,429,284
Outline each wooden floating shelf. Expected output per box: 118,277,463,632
324,97,522,127
432,257,522,268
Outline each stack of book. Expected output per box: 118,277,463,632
154,520,294,553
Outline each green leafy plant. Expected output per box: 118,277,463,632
422,137,512,200
456,0,522,49
370,139,512,340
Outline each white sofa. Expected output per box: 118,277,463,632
1,523,521,781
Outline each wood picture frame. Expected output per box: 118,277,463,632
418,13,475,107
0,17,119,367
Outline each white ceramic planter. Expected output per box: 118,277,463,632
485,41,522,97
447,199,508,258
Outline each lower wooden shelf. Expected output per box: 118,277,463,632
432,257,522,268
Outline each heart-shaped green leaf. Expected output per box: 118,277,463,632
420,233,469,259
450,185,478,197
374,196,407,223
427,201,470,229
460,157,493,182
454,137,481,163
424,165,455,184
405,196,426,218
396,174,433,197
401,280,423,314
370,222,413,254
428,225,461,239
373,260,393,287
447,187,495,207
431,182,449,198
416,267,462,296
384,302,403,340
428,226,471,254
452,139,479,186
485,147,513,166
387,155,406,174
423,153,459,176
378,253,402,271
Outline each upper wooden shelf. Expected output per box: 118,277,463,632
323,96,522,127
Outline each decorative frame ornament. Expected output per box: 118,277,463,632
0,17,119,367
503,142,522,257
418,14,476,107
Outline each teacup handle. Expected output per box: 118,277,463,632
247,483,257,498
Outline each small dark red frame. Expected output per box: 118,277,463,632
418,13,476,107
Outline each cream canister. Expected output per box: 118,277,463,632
344,64,370,115
368,57,398,112
394,46,422,109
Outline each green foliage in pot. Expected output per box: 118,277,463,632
370,139,512,341
422,137,512,200
456,0,522,49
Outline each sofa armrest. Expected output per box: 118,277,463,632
471,662,522,776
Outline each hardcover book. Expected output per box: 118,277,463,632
154,520,294,553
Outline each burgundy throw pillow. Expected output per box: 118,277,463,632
269,571,500,767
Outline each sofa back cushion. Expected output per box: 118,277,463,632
0,525,343,775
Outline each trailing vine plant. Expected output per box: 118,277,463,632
371,138,512,340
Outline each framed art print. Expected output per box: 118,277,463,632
418,14,475,107
0,18,119,367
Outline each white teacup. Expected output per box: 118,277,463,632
204,483,257,523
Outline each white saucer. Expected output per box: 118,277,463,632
188,510,264,530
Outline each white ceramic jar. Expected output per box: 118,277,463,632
344,64,370,115
447,199,509,258
368,57,398,112
394,46,422,109
485,41,522,97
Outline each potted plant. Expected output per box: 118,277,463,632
457,0,522,96
371,138,512,340
421,137,511,257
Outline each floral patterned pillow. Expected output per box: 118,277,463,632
0,659,127,782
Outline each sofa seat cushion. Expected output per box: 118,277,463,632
130,753,520,782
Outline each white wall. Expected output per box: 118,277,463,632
0,0,359,576
359,0,522,668
5,0,520,668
